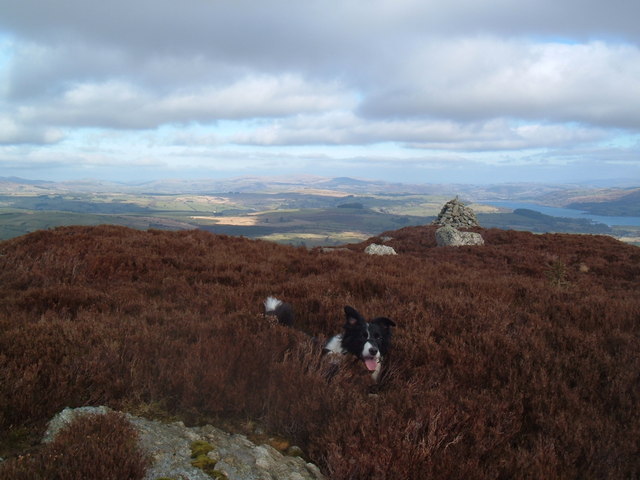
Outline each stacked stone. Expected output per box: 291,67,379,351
432,197,480,228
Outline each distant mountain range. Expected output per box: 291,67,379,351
1,175,638,216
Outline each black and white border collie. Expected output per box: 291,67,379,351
324,306,396,382
264,297,396,382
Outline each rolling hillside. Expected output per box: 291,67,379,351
566,188,640,216
1,225,639,479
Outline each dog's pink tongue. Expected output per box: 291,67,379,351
364,358,378,371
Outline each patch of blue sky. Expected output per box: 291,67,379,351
0,33,14,96
604,133,640,148
528,34,636,47
0,32,13,66
527,35,580,45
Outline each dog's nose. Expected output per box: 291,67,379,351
369,347,378,356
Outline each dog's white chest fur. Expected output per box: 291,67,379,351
324,334,383,382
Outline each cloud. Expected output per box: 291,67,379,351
231,112,608,151
359,39,640,130
0,114,63,145
14,75,352,129
3,0,639,49
6,33,638,137
0,0,638,182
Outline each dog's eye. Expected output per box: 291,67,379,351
373,333,381,339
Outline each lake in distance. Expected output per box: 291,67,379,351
484,201,640,227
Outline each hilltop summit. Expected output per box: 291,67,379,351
1,225,638,479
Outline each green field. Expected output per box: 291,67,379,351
0,191,440,243
1,188,637,246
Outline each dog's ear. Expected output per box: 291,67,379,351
372,317,396,330
344,306,365,327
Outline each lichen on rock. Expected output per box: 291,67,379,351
435,225,484,247
364,243,397,255
42,406,325,480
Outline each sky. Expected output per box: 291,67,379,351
0,0,639,185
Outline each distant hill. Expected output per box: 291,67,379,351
2,174,639,200
566,188,640,216
478,208,612,234
317,176,382,190
1,225,638,479
0,176,55,192
0,176,52,185
0,175,580,197
1,176,638,245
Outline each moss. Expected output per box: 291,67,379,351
190,440,215,458
191,454,217,473
189,440,227,478
122,400,177,423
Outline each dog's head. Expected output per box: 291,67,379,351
341,306,396,372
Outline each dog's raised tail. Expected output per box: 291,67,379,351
264,296,282,313
264,296,294,326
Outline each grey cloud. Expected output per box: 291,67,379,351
3,2,638,135
394,0,640,41
0,1,355,74
16,75,351,129
5,41,246,102
3,0,639,49
0,114,63,145
0,0,638,174
231,113,608,150
358,40,640,130
2,0,639,83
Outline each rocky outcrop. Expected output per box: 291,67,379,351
436,225,484,247
44,407,325,480
364,243,397,255
433,197,480,228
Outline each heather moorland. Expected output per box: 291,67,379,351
0,225,638,479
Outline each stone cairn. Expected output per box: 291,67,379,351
435,225,484,247
432,196,480,228
432,197,484,247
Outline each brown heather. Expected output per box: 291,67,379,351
0,411,149,480
0,225,639,479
